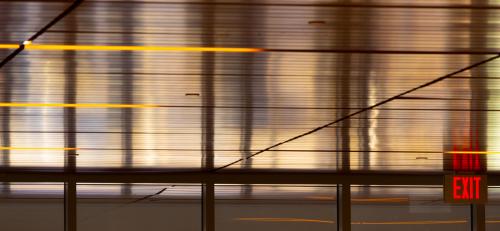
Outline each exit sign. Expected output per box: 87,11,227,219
444,175,487,204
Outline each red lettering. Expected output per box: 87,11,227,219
448,175,485,202
462,177,469,199
453,154,459,169
463,155,469,170
453,177,461,199
474,156,480,171
467,177,474,199
474,177,481,199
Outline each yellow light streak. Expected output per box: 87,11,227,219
237,218,472,225
306,196,408,203
236,218,334,224
352,197,408,203
0,102,159,108
306,196,336,200
0,44,263,53
235,217,470,225
352,220,467,225
0,44,20,49
0,147,78,151
445,151,500,155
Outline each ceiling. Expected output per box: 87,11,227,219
1,0,500,173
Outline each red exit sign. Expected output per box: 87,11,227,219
444,175,487,204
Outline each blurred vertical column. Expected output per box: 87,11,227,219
120,1,136,196
333,1,352,174
238,0,264,199
0,62,12,196
353,0,373,199
200,1,215,231
356,1,373,176
0,3,13,195
444,1,489,230
201,0,215,171
469,0,489,230
335,1,352,230
63,7,78,231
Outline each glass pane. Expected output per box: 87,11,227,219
486,186,500,230
215,184,337,231
77,183,201,231
352,185,470,231
0,182,64,231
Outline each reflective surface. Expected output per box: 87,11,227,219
1,1,500,173
77,183,201,231
3,1,500,230
215,184,337,231
0,182,64,231
352,185,470,231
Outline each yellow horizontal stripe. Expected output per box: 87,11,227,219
237,217,472,225
0,44,263,52
236,218,334,224
352,220,467,225
0,103,158,108
445,151,500,155
306,196,408,203
0,147,78,151
353,197,408,203
0,44,20,49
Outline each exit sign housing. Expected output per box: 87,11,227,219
444,175,487,204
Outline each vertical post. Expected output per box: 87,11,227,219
65,180,77,231
120,5,136,196
200,0,215,171
239,0,260,199
0,4,13,195
200,0,215,221
0,60,12,196
471,204,485,231
63,10,77,231
469,2,488,231
335,0,352,174
64,65,77,230
337,184,351,231
202,182,215,231
199,1,215,230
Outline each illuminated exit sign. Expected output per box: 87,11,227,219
444,175,487,204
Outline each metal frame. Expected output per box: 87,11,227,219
1,171,500,185
1,171,494,231
337,184,351,231
0,1,496,231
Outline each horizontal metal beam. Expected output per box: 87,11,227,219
0,170,499,185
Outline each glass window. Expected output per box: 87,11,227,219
0,182,64,231
215,184,337,231
486,186,500,230
77,183,201,231
351,185,470,231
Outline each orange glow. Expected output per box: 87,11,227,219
306,196,408,203
0,44,263,53
0,147,78,151
236,218,334,224
352,197,408,203
352,220,467,225
0,102,159,108
306,196,336,200
446,151,500,155
237,217,471,225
